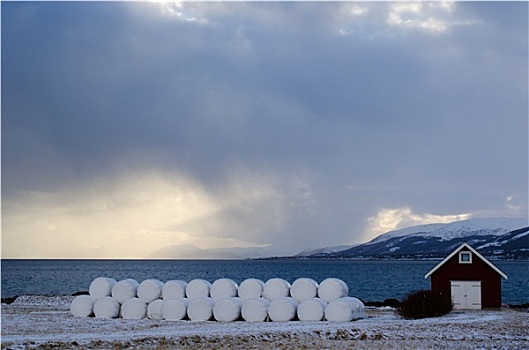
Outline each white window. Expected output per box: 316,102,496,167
459,251,472,264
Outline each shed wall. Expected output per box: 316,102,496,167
430,248,502,308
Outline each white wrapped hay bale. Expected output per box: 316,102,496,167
162,280,187,300
70,295,96,317
268,297,299,322
213,297,243,322
325,297,365,322
187,297,215,321
162,297,189,321
262,278,291,301
238,278,264,300
137,279,164,303
297,298,327,322
147,299,164,320
210,278,238,301
241,297,269,322
93,296,120,318
348,297,365,319
290,278,319,302
121,297,147,319
317,278,349,302
112,279,139,304
185,279,211,299
89,277,117,299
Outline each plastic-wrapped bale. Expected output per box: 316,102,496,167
317,278,349,303
147,299,164,320
325,297,365,322
121,297,147,319
297,298,327,321
210,278,238,301
262,278,291,301
89,277,117,300
162,297,189,321
213,297,243,322
185,279,211,300
162,280,187,300
238,278,264,300
268,297,299,322
348,297,365,319
112,279,139,304
70,295,96,317
241,297,269,322
93,296,120,318
187,297,215,321
290,278,319,302
137,279,164,303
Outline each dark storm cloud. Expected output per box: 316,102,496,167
2,2,527,257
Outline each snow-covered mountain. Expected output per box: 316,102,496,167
148,218,528,260
371,217,528,243
310,217,529,260
295,245,356,257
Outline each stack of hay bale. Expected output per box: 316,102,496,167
71,276,365,322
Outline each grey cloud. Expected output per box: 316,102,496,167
2,2,527,254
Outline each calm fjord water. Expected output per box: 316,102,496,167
1,259,527,304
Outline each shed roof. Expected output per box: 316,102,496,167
424,242,508,280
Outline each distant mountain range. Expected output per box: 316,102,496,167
147,217,529,260
303,218,529,260
147,243,298,260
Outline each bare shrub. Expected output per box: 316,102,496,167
396,289,452,319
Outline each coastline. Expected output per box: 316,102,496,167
2,295,528,349
3,260,528,305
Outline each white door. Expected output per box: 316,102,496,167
451,281,482,310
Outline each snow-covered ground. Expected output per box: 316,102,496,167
1,296,528,349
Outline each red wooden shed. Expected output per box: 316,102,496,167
424,243,508,309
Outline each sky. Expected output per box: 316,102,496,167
2,1,528,258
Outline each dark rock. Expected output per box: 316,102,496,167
72,291,89,296
383,298,401,307
1,296,18,304
362,298,401,308
508,303,529,310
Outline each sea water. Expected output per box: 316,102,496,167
1,259,527,304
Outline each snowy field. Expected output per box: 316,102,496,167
1,296,528,349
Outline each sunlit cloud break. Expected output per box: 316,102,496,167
2,170,286,258
387,2,476,32
364,208,473,242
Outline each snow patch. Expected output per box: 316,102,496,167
372,218,528,243
2,296,527,349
